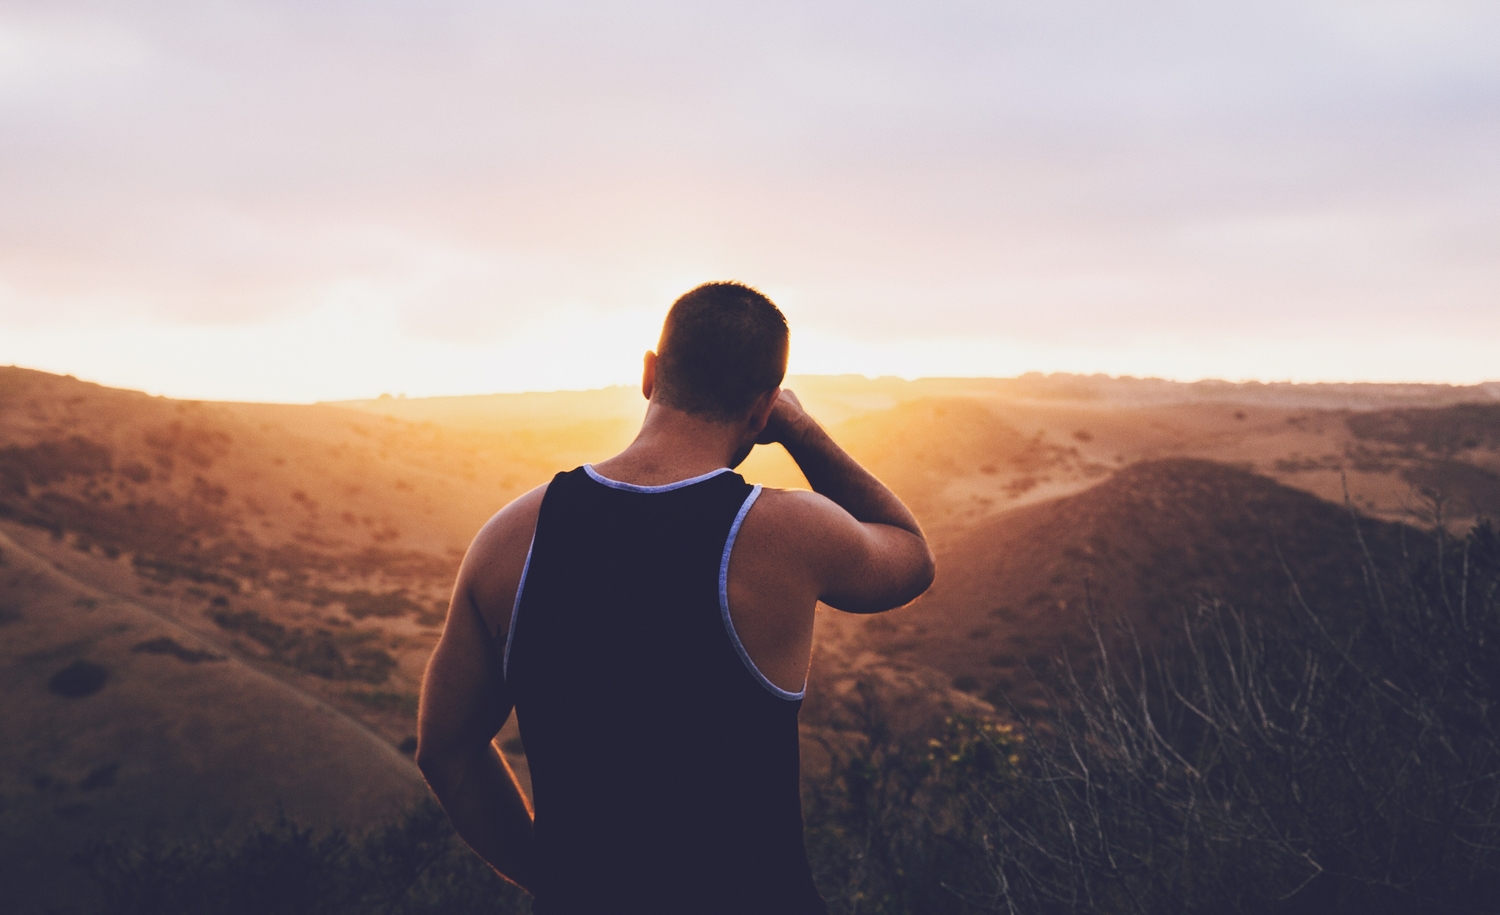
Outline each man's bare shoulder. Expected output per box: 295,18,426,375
746,484,934,614
469,484,547,557
747,486,862,544
459,483,547,635
753,485,843,516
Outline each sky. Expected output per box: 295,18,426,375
1,0,1497,402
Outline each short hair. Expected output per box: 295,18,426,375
654,282,789,422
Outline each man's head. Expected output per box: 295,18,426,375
650,282,789,424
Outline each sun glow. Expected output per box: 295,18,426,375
5,296,1495,405
0,297,665,403
2,3,1497,401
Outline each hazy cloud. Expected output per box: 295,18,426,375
1,0,1497,356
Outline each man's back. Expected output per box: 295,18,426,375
416,283,934,909
506,466,823,913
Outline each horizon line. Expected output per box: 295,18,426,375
9,364,1499,408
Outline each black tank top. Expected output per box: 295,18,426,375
504,465,827,915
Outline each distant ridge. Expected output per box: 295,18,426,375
324,371,1500,421
326,384,646,431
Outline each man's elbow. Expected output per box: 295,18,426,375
884,530,935,605
896,545,936,607
913,546,936,597
844,549,935,614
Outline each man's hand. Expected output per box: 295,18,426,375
756,389,811,447
747,388,936,612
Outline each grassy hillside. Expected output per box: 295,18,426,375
0,368,574,911
3,366,1498,912
0,524,428,913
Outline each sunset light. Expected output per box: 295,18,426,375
2,1,1496,400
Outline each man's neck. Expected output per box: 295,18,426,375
591,401,747,486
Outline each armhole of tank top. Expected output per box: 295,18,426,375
719,484,806,701
502,532,535,683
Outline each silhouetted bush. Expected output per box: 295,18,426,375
1348,404,1500,453
975,518,1500,915
800,516,1500,914
804,687,1018,914
348,689,420,717
210,609,396,684
133,554,240,590
131,637,224,664
0,436,113,494
49,659,109,697
312,587,421,620
79,763,119,791
143,420,231,469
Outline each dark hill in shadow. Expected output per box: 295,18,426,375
867,458,1406,712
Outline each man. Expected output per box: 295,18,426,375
417,282,935,913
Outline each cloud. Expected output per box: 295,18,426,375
0,0,1496,379
0,9,150,97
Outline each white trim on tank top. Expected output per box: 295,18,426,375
583,463,731,493
720,485,806,701
502,532,534,681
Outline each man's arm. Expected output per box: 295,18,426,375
415,487,545,893
759,390,935,613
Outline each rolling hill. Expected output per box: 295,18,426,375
3,365,1498,911
0,367,568,911
0,523,428,913
841,458,1410,713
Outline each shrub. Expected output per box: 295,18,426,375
348,689,420,717
0,436,113,494
803,683,1019,914
131,637,224,664
210,609,396,684
49,660,109,697
976,519,1500,915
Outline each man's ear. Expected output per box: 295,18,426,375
642,351,657,401
747,387,779,435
